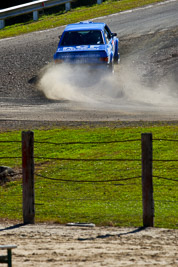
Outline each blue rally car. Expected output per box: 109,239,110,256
54,21,120,71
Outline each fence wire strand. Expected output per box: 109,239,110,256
153,159,178,162
153,176,178,182
153,138,178,142
0,140,21,143
34,156,141,162
35,173,141,183
0,156,22,159
34,139,141,145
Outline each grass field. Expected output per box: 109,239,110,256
0,124,177,228
0,0,165,39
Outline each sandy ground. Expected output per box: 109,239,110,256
0,223,177,266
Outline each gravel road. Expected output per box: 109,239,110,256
0,0,178,129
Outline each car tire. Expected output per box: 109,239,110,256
114,53,120,64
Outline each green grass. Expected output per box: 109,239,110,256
0,124,177,228
0,0,165,39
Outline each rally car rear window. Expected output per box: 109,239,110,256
60,30,104,46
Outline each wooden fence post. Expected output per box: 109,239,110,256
141,133,154,227
22,131,35,224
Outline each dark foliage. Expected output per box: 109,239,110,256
72,0,97,8
1,1,32,9
1,0,103,9
1,0,106,27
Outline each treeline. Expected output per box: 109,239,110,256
1,1,32,9
1,0,99,9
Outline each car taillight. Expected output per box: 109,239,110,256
54,59,63,64
100,57,108,62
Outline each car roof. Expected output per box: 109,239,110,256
64,21,106,32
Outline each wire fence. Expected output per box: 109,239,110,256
0,131,177,228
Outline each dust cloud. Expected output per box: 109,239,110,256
38,62,178,114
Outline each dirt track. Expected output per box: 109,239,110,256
0,223,177,266
0,26,178,129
